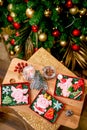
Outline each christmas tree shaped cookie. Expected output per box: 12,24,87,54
1,82,30,106
54,74,84,100
30,90,64,123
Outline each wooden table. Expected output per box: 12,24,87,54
1,47,87,130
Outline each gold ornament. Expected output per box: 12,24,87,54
0,0,3,6
69,6,79,15
44,9,51,17
85,36,87,41
26,8,34,18
9,50,15,56
14,45,21,53
10,12,16,18
7,4,13,12
46,48,51,53
79,8,87,16
60,40,67,47
55,6,62,13
39,33,47,42
80,35,86,41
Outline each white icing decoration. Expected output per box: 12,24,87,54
53,101,62,111
57,74,63,80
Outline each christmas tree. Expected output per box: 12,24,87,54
0,0,87,76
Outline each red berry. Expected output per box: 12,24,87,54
7,15,13,22
72,29,81,37
13,22,21,30
14,69,17,72
15,66,18,69
71,44,80,51
17,63,21,66
18,70,21,73
25,63,28,66
52,29,60,37
21,62,24,66
31,25,39,32
10,39,15,45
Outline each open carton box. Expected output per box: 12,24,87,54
1,82,30,106
30,89,65,123
54,74,84,101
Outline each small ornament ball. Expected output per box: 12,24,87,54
0,0,3,6
39,33,47,42
26,8,34,18
44,9,51,17
14,45,21,53
9,50,15,56
85,36,87,41
31,25,39,32
69,6,79,15
60,40,67,47
34,48,38,52
15,32,20,37
10,39,15,45
52,29,60,37
7,4,13,12
66,0,73,8
7,15,13,22
24,0,28,2
55,6,62,13
79,8,87,16
10,12,16,18
71,44,80,51
13,22,21,30
72,29,81,37
80,35,86,41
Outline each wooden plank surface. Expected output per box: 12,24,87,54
1,47,87,130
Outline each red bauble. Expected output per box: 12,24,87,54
24,0,28,2
15,32,20,36
7,15,13,22
34,48,38,52
10,39,15,45
52,29,60,37
72,29,81,37
66,0,73,8
71,44,80,51
31,25,39,32
13,22,21,30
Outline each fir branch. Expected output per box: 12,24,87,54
29,7,44,25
